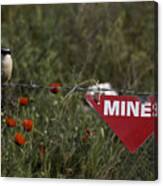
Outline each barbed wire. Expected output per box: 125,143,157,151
1,82,157,96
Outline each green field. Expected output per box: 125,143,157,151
1,2,157,179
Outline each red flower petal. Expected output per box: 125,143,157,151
49,83,62,94
22,119,33,132
6,117,16,127
19,97,29,106
15,132,26,145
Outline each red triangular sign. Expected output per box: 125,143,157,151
85,95,157,153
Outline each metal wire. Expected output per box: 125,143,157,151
1,82,157,96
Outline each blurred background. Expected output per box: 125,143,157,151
1,2,157,179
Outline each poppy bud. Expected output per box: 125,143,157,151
81,135,89,143
39,143,46,159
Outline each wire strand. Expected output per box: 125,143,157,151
1,82,157,96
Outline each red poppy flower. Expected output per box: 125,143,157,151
22,119,33,132
6,117,16,127
15,132,26,145
49,83,62,94
19,97,29,106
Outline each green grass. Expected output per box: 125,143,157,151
1,2,157,179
